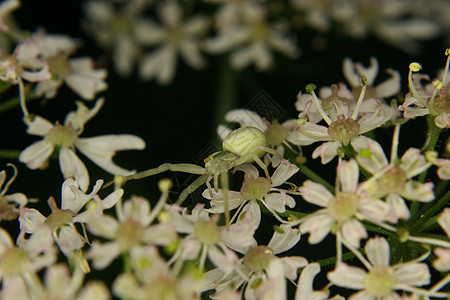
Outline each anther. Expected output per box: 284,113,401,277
409,62,422,72
305,83,317,93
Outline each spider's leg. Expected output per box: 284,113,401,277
252,154,271,180
205,175,214,197
175,174,209,206
105,163,205,188
219,164,230,228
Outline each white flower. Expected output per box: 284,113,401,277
299,159,389,248
0,167,27,222
87,196,177,269
204,225,306,299
0,38,51,84
295,263,345,300
331,0,440,53
433,208,450,272
19,98,146,191
82,0,143,76
328,236,431,299
0,0,20,32
399,52,450,129
342,56,401,100
205,5,299,71
134,0,208,84
113,246,205,300
166,203,256,273
296,83,397,164
18,178,123,256
32,30,108,100
203,160,299,227
354,135,434,223
0,226,56,289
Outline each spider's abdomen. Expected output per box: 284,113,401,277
222,126,267,159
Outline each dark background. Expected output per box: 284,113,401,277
1,0,448,297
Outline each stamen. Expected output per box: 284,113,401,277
305,83,332,125
351,76,367,120
390,124,401,163
408,63,427,105
0,163,18,196
442,48,450,85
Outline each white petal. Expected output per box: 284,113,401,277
59,148,89,192
365,236,390,267
87,241,121,270
18,208,46,233
338,159,359,192
268,224,301,254
271,161,299,187
19,140,54,170
394,263,430,286
327,262,366,289
75,135,145,175
300,211,333,244
299,180,333,207
224,109,267,131
25,115,53,136
312,141,340,164
341,219,367,249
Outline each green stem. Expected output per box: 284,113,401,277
411,190,449,234
315,249,364,268
0,149,22,159
213,54,237,134
411,116,442,219
296,164,335,193
0,92,38,115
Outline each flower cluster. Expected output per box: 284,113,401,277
0,1,449,300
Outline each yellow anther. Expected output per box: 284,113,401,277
158,178,173,192
425,150,438,163
409,62,422,72
432,79,444,90
445,48,450,56
360,76,368,86
305,83,317,93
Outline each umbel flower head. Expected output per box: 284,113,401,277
19,98,145,191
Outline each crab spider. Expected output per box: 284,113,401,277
112,126,280,226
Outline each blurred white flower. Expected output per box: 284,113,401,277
328,236,431,299
32,30,108,100
0,0,20,32
205,5,299,71
19,98,146,191
18,178,123,257
354,135,434,223
399,53,450,129
134,0,208,84
331,0,440,54
299,159,389,248
0,38,51,84
82,0,143,76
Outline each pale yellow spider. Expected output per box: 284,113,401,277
114,126,279,226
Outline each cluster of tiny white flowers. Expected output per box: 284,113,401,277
0,1,448,300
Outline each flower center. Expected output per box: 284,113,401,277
243,246,275,273
327,192,358,222
364,265,397,297
114,218,145,249
0,56,21,82
193,220,221,246
47,53,70,79
265,123,288,146
378,166,407,194
431,92,450,115
44,208,73,229
0,248,30,276
327,114,360,145
240,175,271,201
251,22,268,41
47,123,78,148
166,26,182,45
